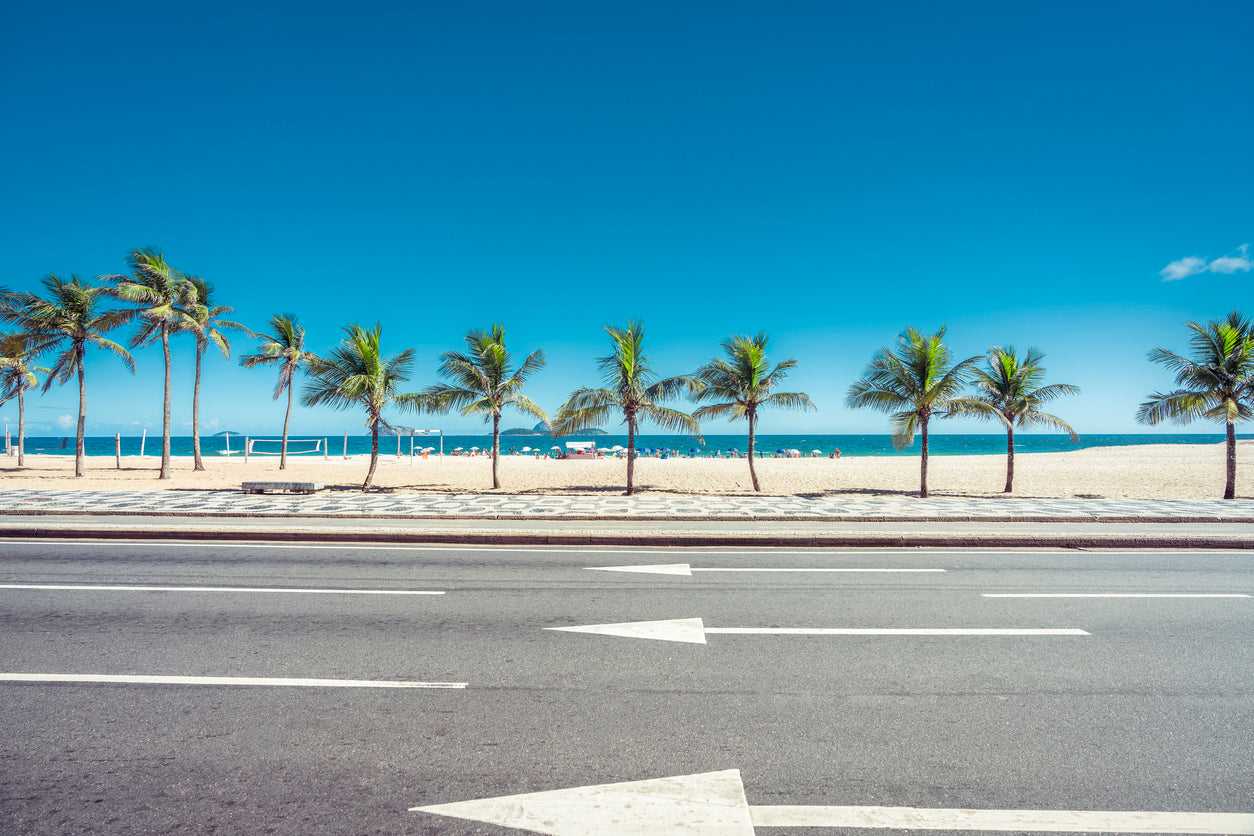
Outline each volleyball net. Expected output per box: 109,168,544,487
245,438,324,456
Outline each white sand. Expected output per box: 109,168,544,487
1,441,1250,499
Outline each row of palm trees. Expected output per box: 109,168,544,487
3,257,1251,497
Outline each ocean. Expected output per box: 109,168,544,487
8,433,1247,458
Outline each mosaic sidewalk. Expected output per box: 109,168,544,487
1,489,1252,522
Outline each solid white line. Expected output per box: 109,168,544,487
982,593,1250,599
750,804,1254,833
705,628,1091,636
0,673,467,689
0,540,956,556
690,567,945,573
0,583,444,595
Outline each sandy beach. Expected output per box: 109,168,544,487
1,441,1250,499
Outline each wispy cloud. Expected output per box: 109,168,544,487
1161,244,1251,281
55,414,73,429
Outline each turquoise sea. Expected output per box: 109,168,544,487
10,433,1248,458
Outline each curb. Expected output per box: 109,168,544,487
1,508,1251,524
3,526,1252,550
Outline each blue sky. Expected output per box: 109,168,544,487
2,1,1251,438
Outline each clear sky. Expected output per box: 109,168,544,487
2,1,1251,438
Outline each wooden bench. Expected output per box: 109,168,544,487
242,481,325,495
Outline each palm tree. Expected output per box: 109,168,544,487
301,323,423,491
0,333,52,466
553,322,701,496
1137,311,1254,499
240,314,316,470
182,276,249,471
104,248,191,480
425,324,549,489
0,275,134,477
949,346,1080,493
846,325,979,498
691,333,814,491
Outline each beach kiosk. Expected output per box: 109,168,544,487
564,441,598,459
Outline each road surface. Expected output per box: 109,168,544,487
1,539,1251,834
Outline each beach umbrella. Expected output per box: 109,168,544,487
611,445,624,451
811,449,822,455
521,446,532,452
776,448,786,454
453,447,464,451
470,446,480,451
550,445,561,450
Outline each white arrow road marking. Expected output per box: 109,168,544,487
411,769,1254,835
545,618,1089,644
0,583,444,595
588,563,945,576
0,673,466,689
983,593,1250,598
412,769,755,835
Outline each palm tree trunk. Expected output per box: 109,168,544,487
280,383,292,470
625,416,636,496
192,345,204,471
747,411,760,492
17,386,25,467
919,416,929,498
75,354,86,478
1225,420,1236,499
363,420,380,491
492,412,501,489
1004,424,1015,493
160,326,171,480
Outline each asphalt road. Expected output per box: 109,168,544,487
1,540,1251,834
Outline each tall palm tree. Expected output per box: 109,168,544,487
553,322,701,496
0,275,134,477
691,332,814,492
301,323,423,491
104,248,191,480
182,276,249,471
240,314,315,470
1137,311,1254,499
425,324,549,489
949,346,1080,493
0,333,52,467
846,325,979,498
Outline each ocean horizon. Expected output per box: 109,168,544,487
7,433,1247,459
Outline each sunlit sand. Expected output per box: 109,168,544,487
2,441,1250,499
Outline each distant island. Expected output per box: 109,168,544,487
501,423,609,437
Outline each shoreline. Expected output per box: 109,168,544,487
2,441,1251,500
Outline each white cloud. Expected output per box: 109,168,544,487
55,414,74,429
1161,244,1251,281
1160,256,1207,281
